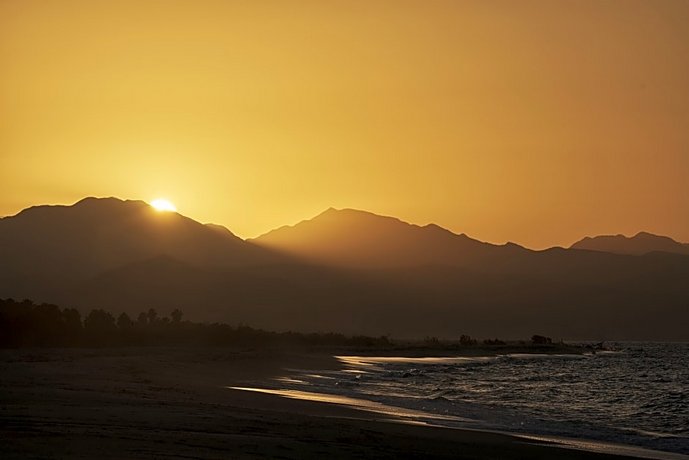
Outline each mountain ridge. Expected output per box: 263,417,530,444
0,197,282,281
4,198,687,254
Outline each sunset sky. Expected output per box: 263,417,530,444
1,0,688,249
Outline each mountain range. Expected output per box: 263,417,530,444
1,197,688,340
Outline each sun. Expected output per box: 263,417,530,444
150,198,177,212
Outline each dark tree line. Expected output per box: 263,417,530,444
0,298,392,349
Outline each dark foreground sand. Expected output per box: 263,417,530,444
0,347,639,459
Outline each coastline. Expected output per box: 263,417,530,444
0,347,678,459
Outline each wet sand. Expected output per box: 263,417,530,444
0,347,640,459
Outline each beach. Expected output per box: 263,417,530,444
0,347,648,459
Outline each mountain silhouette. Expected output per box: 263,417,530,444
0,197,282,286
571,232,689,256
252,208,528,269
2,198,689,340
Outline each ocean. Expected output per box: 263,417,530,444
246,343,689,458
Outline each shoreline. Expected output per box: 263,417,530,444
227,382,686,460
0,347,681,459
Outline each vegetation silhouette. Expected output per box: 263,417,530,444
531,334,552,345
0,298,393,349
1,298,588,355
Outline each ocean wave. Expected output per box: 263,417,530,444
297,343,689,455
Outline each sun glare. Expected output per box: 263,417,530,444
150,198,177,212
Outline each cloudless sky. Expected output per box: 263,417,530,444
1,0,688,248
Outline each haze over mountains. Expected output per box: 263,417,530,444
1,197,688,340
252,208,527,269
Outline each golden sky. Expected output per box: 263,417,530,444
1,0,688,249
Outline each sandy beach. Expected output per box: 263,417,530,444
0,347,645,459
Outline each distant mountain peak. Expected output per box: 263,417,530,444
74,196,152,208
571,231,689,256
11,196,147,218
75,196,125,205
633,231,665,239
316,207,403,221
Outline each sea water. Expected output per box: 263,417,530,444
273,343,689,457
